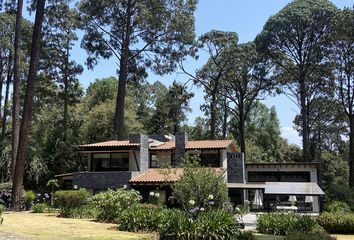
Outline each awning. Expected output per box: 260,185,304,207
227,183,265,189
227,182,325,196
264,182,324,196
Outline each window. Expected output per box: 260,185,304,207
92,152,129,171
150,154,158,168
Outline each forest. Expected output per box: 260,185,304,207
0,0,353,211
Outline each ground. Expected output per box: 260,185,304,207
0,212,153,240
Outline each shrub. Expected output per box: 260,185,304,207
90,188,142,222
24,191,36,210
194,210,239,240
118,205,166,232
157,208,192,240
65,205,97,219
0,182,12,208
325,201,351,214
0,204,4,225
54,189,90,217
256,213,317,236
285,231,336,240
32,203,48,213
172,154,228,213
326,184,354,210
317,212,354,234
237,231,255,240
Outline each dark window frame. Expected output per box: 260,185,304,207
91,152,130,171
150,153,158,168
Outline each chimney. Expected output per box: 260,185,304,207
139,134,149,172
174,132,188,166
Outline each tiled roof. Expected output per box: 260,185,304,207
130,168,225,184
151,140,238,151
79,140,140,148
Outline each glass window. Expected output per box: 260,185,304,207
150,154,158,168
111,153,129,171
200,153,220,167
92,152,129,171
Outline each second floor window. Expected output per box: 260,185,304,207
150,154,158,168
92,152,129,171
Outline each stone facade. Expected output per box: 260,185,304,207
139,134,149,172
227,152,245,183
73,171,133,190
174,132,188,166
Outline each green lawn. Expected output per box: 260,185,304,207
1,212,153,240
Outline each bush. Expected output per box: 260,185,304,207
32,203,48,213
90,188,142,222
285,231,336,240
256,213,317,236
64,205,97,219
172,154,228,213
0,182,12,208
157,208,192,240
194,210,239,240
326,184,354,210
118,205,166,232
24,191,36,210
237,231,255,240
317,212,354,234
0,204,4,225
54,189,90,217
325,201,351,214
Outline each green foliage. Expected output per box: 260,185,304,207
322,152,349,191
0,204,4,225
236,231,255,240
325,201,352,214
54,189,90,217
256,213,317,236
64,205,97,219
32,203,48,213
24,191,36,203
172,154,228,214
118,205,166,232
326,184,354,210
193,210,239,240
90,188,142,222
317,212,354,234
285,231,336,240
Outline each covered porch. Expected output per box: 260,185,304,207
228,182,324,213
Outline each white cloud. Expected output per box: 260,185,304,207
281,126,302,147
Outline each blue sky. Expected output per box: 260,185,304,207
52,1,353,146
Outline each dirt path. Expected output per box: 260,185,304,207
0,231,32,240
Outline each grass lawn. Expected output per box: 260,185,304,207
254,233,354,240
0,212,153,240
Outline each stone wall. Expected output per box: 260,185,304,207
227,153,245,183
174,132,188,166
139,134,149,172
73,171,133,190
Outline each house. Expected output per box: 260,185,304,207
55,133,324,212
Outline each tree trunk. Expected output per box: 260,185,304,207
113,1,132,140
11,0,46,211
300,80,309,162
1,61,12,141
210,87,218,140
222,97,228,139
11,0,23,179
63,38,70,141
239,102,246,160
349,115,354,188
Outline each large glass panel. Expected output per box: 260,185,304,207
111,153,129,171
150,154,158,168
200,154,220,167
92,153,110,171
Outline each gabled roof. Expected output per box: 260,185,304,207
78,139,238,152
129,168,225,184
78,140,140,148
151,140,238,152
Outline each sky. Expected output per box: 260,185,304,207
51,1,354,146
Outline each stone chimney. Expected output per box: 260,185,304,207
139,134,149,172
174,132,188,166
